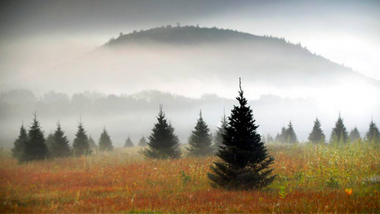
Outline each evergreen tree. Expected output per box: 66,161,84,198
12,125,28,162
24,115,49,162
187,110,213,156
308,118,325,144
276,127,287,143
213,113,228,151
99,128,113,151
266,134,274,143
124,137,134,147
349,127,361,142
45,133,55,153
138,136,147,146
330,115,348,145
141,106,181,159
208,79,275,190
275,133,281,143
51,123,72,158
88,135,98,152
73,122,90,156
330,131,339,145
285,122,298,144
366,120,380,143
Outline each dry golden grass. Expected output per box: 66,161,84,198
1,143,379,213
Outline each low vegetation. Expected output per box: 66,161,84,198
1,142,379,213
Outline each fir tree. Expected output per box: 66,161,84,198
330,115,348,145
51,123,72,158
99,128,113,151
276,127,287,143
45,133,55,153
24,115,49,162
349,127,361,142
213,113,228,152
208,79,275,190
12,125,28,162
275,133,281,143
138,136,147,146
366,120,380,143
73,122,90,156
308,118,325,144
330,131,339,145
141,105,181,159
285,122,298,144
266,134,274,143
187,110,213,156
124,137,134,147
261,136,266,142
88,135,98,152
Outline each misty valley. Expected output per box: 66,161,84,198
1,24,380,213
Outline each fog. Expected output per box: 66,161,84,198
0,86,379,148
1,0,379,81
1,1,379,148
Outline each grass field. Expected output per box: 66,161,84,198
1,142,380,213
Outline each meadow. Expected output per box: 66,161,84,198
1,142,380,213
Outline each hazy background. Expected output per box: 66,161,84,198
0,0,379,147
1,0,379,83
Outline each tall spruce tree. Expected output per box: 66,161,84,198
276,127,287,143
187,110,213,156
138,136,147,146
266,134,274,143
24,115,49,161
141,105,181,159
73,122,90,156
285,122,298,144
213,113,228,152
366,120,380,143
308,118,325,144
45,133,55,153
51,123,72,158
275,133,281,143
349,127,361,142
124,137,134,147
208,79,275,190
12,125,29,162
330,115,348,145
88,135,98,152
99,128,113,151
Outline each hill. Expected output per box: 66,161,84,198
107,25,272,46
7,25,379,100
103,25,378,89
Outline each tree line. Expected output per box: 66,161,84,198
265,116,380,145
11,79,380,190
14,109,378,163
12,117,116,162
11,116,152,162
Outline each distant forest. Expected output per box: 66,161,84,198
0,89,234,119
1,88,379,150
0,89,321,147
106,24,314,55
0,89,319,120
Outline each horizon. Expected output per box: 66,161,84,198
1,0,379,146
0,87,378,148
